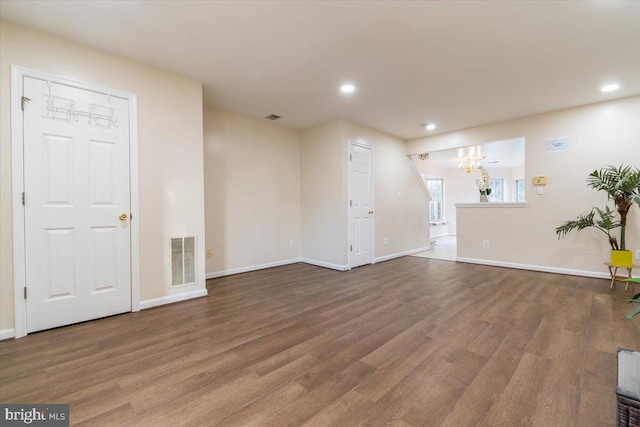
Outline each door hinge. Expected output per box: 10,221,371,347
350,245,353,252
21,96,31,111
130,213,133,220
22,192,25,205
24,287,27,299
350,200,352,206
349,154,352,161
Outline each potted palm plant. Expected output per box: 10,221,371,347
556,164,640,265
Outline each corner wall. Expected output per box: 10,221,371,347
300,121,348,268
407,96,640,275
203,109,301,276
0,21,206,332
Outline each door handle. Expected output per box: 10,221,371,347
369,210,374,215
119,213,128,221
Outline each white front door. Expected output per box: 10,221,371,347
23,77,132,333
349,142,374,268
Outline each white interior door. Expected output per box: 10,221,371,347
23,76,131,333
349,142,374,268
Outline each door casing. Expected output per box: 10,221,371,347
10,65,140,338
347,140,375,268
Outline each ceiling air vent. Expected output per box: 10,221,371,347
265,114,281,120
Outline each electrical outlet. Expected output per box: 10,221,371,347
289,240,295,248
384,237,388,245
636,249,640,260
206,249,212,258
482,240,490,249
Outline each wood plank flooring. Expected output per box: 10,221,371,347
1,257,638,426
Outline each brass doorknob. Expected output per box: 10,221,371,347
119,213,128,221
369,210,374,214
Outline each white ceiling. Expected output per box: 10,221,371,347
2,1,639,139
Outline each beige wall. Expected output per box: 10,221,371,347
0,21,206,331
300,120,348,267
408,96,640,274
301,119,429,267
203,109,301,274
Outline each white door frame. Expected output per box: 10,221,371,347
347,140,375,268
10,65,140,338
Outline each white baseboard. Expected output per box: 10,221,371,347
375,246,431,263
206,258,303,279
139,288,208,310
2,293,207,338
298,258,350,271
205,258,350,280
455,257,610,279
206,254,610,282
0,328,15,340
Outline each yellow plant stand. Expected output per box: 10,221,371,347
604,262,640,291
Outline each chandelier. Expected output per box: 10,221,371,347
458,147,486,173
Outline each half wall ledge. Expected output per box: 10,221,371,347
456,202,528,208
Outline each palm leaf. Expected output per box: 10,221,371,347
555,210,596,238
555,207,619,249
624,305,640,320
593,206,618,230
588,164,640,199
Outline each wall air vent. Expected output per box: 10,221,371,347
265,114,281,120
171,236,196,287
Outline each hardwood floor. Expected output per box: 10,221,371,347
1,257,638,426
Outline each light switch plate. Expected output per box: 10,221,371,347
532,176,548,185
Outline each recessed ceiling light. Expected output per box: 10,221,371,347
421,123,436,131
601,83,620,92
340,84,356,94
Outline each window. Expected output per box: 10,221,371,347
488,179,503,202
515,179,525,202
425,179,444,223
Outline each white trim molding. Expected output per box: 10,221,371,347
456,257,610,279
10,65,140,338
375,247,431,263
140,289,208,310
10,66,26,339
301,258,351,271
455,202,528,208
206,258,302,279
0,329,16,341
206,258,351,279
